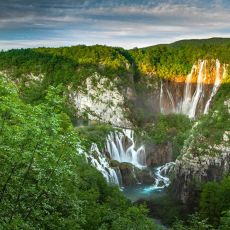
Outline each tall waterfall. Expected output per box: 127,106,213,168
160,59,225,118
187,60,205,118
204,60,222,114
106,129,146,168
181,65,197,115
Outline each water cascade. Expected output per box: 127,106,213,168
187,60,206,118
86,143,121,185
106,129,146,168
180,65,197,115
86,130,176,200
160,60,225,118
85,129,146,186
204,60,222,114
144,162,175,192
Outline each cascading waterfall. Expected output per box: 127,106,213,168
86,130,176,197
160,80,164,114
144,162,175,192
160,59,225,118
204,60,222,114
106,129,146,168
187,60,205,118
85,129,146,187
86,143,121,185
180,65,197,115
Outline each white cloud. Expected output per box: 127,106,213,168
0,0,230,49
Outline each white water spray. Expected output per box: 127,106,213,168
106,129,146,168
144,162,175,192
87,143,121,185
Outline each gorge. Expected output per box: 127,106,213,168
0,38,230,229
83,59,228,202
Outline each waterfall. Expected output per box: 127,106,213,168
180,65,197,114
85,129,146,187
161,59,224,118
86,131,177,196
166,88,176,112
188,60,205,118
144,162,175,192
204,60,222,114
160,80,164,113
106,129,146,168
86,143,121,185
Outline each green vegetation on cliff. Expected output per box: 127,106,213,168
140,114,192,159
129,38,230,79
0,38,229,88
179,80,230,158
200,176,230,227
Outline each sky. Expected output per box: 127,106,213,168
0,0,230,50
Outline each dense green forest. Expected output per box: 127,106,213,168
0,38,230,86
0,38,230,229
0,77,161,229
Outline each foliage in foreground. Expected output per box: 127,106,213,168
0,77,160,229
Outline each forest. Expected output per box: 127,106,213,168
0,38,230,229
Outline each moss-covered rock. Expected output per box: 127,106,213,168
118,162,154,186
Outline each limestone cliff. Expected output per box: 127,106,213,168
145,142,173,166
69,72,132,128
171,99,230,205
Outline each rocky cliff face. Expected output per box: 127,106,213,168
67,60,226,128
69,72,132,128
171,98,230,205
172,148,230,205
145,142,173,166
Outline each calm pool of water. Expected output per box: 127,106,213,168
122,184,166,202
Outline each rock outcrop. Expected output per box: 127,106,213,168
70,72,132,128
171,99,230,205
172,148,230,205
145,142,173,166
117,162,154,186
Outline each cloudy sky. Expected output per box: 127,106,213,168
0,0,230,50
